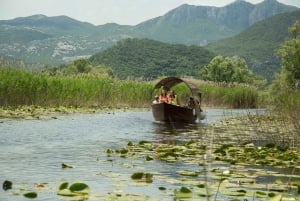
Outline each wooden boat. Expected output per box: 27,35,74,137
151,77,206,123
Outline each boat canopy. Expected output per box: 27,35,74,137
154,77,201,98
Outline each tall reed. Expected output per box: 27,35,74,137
0,68,153,107
0,68,260,109
199,82,258,108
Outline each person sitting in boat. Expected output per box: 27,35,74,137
152,95,160,104
187,97,196,109
159,89,169,103
168,90,178,105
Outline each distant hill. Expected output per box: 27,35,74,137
134,0,298,45
0,14,98,36
0,15,133,65
206,10,300,81
0,0,298,66
89,38,215,80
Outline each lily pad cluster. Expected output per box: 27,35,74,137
58,182,90,198
105,136,300,200
213,142,299,168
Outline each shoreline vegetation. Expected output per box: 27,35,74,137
0,105,137,120
0,67,299,144
0,67,259,121
0,68,259,108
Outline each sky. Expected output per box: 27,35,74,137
1,0,300,26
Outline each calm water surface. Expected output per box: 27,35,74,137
0,109,267,200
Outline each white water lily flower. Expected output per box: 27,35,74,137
222,170,230,175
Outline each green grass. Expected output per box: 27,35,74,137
0,68,153,107
0,68,260,109
199,82,258,108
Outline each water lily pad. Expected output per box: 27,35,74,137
23,191,37,198
59,182,68,190
69,182,89,192
58,182,90,197
131,172,153,183
158,186,166,190
177,170,199,176
174,187,193,199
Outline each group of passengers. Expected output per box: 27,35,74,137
153,89,197,109
152,89,178,105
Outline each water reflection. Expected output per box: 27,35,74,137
151,121,205,145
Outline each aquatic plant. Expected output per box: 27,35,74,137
174,187,193,199
57,182,90,197
2,180,12,190
61,163,73,168
23,192,37,198
131,172,153,183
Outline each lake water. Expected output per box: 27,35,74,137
0,108,295,201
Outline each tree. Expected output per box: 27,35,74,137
73,59,91,73
200,55,256,84
275,21,300,91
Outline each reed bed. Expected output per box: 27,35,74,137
0,68,259,109
199,82,258,108
0,68,153,108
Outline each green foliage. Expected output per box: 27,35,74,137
69,183,89,192
2,180,13,190
42,59,112,77
0,1,297,66
59,182,69,190
23,192,37,198
276,20,300,91
200,56,260,85
58,182,90,197
73,59,91,73
174,187,193,198
199,82,258,108
0,68,152,107
270,21,300,118
89,38,215,80
207,11,300,81
0,68,260,108
131,172,153,183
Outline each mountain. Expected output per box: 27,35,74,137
0,0,298,69
0,15,136,65
89,38,215,79
134,0,298,45
0,14,98,36
206,10,300,81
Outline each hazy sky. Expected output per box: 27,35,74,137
1,0,300,25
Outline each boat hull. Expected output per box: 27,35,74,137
151,102,197,123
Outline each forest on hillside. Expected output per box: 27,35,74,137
89,38,215,80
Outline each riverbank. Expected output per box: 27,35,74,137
0,105,140,121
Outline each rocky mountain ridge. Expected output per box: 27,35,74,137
0,0,298,66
